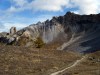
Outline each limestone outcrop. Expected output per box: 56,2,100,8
10,27,16,35
0,12,100,53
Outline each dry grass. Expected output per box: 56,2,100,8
0,45,80,75
62,51,100,75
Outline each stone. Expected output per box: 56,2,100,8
10,27,16,35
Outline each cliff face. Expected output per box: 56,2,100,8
57,12,100,53
26,20,64,43
1,12,100,53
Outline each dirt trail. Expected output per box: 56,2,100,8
50,56,86,75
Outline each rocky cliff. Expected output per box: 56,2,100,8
0,12,100,53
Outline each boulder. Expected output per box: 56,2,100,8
10,27,16,35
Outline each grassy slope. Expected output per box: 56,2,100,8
0,45,80,75
61,51,100,75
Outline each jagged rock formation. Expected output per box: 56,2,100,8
10,27,16,35
57,12,100,53
0,12,100,53
0,28,16,45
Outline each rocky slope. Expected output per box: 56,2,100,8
0,12,100,53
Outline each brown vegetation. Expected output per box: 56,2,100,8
0,45,80,75
62,51,100,75
34,37,45,48
15,36,34,46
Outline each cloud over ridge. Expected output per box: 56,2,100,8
0,0,100,32
8,0,100,14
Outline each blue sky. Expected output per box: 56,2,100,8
0,0,100,32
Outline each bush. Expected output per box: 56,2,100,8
14,36,45,48
16,36,32,46
17,37,27,46
34,37,45,48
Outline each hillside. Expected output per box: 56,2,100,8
0,11,100,75
60,51,100,75
0,12,100,53
0,45,99,75
0,45,80,75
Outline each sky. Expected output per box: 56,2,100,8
0,0,100,32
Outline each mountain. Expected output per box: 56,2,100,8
0,12,100,53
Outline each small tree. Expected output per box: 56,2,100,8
34,37,45,48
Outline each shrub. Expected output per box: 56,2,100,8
17,37,26,46
34,37,45,48
16,36,32,46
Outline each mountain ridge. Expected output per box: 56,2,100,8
0,11,100,53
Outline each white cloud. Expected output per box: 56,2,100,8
0,22,28,32
32,14,53,23
7,0,70,13
29,0,69,12
8,0,100,14
7,6,17,13
0,0,100,32
12,0,28,7
0,22,5,29
70,0,100,14
0,13,53,32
